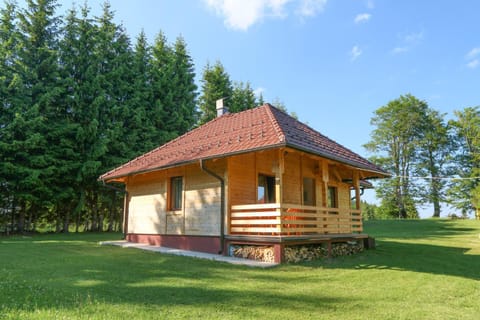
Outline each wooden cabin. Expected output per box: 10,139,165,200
100,103,388,263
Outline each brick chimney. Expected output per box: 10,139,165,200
216,98,229,117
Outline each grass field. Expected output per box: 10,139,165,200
1,219,479,319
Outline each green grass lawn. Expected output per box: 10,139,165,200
1,220,479,320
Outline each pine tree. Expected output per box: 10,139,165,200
198,61,233,124
129,30,155,153
12,0,63,232
89,1,135,230
150,31,174,144
170,35,197,135
95,1,135,169
59,4,105,231
0,0,21,232
230,81,257,113
257,92,265,106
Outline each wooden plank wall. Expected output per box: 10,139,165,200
282,152,351,209
228,149,353,210
228,153,257,206
184,162,223,236
228,150,279,206
126,162,224,236
283,152,302,204
127,170,167,235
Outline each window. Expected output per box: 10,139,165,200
258,174,276,203
303,178,316,206
327,186,338,208
170,176,183,210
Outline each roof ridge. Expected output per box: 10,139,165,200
263,103,286,143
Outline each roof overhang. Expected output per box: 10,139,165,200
101,143,390,184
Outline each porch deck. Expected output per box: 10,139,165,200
228,203,367,262
230,203,363,236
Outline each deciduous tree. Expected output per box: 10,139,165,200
364,94,429,218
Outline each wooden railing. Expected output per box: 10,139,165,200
230,203,362,236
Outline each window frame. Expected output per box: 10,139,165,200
169,176,183,211
257,174,276,204
327,186,338,209
302,177,316,206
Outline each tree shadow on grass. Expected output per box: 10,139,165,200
0,247,352,318
246,241,480,285
363,219,478,240
348,240,480,280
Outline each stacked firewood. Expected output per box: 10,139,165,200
231,245,275,263
330,241,364,257
284,245,328,263
284,241,364,263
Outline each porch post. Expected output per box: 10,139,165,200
275,149,285,205
275,149,285,234
322,160,329,207
321,160,329,232
352,171,362,233
353,171,361,210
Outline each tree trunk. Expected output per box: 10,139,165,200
25,207,32,232
107,191,116,232
63,207,70,234
8,196,16,236
431,178,441,218
84,216,90,232
55,215,62,233
73,189,85,233
91,193,98,232
75,212,80,233
17,202,25,234
31,208,38,232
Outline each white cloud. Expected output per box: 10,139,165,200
296,0,327,17
350,45,362,61
253,87,266,97
404,31,424,43
204,0,289,31
204,0,328,30
467,59,479,69
391,46,408,54
391,30,424,54
466,47,480,60
354,13,371,24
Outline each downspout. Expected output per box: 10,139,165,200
350,187,365,201
199,159,225,255
102,180,129,240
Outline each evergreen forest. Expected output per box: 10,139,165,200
0,0,263,233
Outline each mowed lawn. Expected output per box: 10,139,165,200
1,220,479,320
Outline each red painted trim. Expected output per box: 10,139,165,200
123,193,130,238
273,244,284,263
126,234,221,254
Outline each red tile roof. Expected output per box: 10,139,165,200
100,104,388,181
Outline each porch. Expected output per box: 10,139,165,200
230,203,363,236
226,203,368,263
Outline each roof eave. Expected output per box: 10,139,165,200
100,142,288,183
285,143,390,178
101,141,390,183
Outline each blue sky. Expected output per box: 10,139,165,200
48,0,479,152
23,0,480,214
